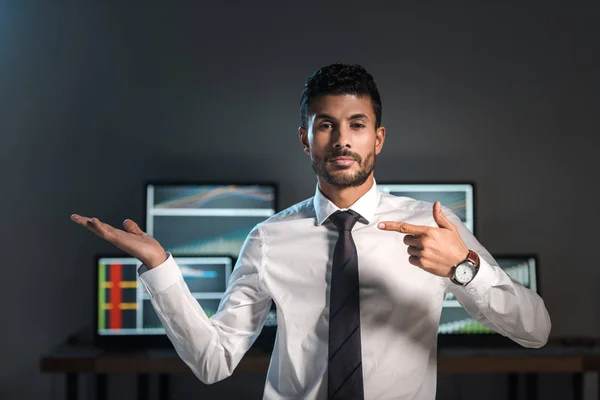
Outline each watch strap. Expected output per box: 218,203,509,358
464,249,480,268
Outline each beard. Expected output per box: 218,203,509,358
311,149,375,188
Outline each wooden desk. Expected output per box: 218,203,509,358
40,341,600,400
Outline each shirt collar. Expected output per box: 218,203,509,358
314,179,379,226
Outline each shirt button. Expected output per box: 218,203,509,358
468,288,476,295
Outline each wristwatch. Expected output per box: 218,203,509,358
450,250,480,286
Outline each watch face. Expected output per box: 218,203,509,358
455,263,475,284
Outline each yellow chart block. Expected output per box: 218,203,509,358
101,281,137,289
102,302,138,310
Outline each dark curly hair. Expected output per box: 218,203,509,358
300,63,382,129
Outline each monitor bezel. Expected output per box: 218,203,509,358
143,181,279,261
377,180,477,236
93,253,236,350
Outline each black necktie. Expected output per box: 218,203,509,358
327,210,364,400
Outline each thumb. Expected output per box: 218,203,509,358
123,219,145,236
432,201,455,230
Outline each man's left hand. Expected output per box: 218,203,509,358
378,201,469,278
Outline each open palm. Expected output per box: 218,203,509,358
71,214,167,269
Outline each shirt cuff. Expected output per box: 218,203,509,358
137,252,182,296
463,253,495,299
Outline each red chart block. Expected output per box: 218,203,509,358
109,263,122,330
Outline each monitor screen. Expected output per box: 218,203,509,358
378,183,475,233
146,184,277,259
97,256,233,336
438,255,538,335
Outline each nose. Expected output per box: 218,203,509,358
332,125,352,149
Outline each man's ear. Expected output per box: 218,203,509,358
375,126,386,155
298,127,310,155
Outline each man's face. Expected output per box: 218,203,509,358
299,94,385,188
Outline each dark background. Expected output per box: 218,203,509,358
1,1,598,399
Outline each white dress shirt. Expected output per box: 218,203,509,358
138,180,551,400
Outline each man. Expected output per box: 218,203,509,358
71,64,551,399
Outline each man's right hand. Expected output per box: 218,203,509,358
71,214,168,269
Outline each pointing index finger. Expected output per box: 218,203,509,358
378,221,430,235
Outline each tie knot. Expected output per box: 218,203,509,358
329,210,360,232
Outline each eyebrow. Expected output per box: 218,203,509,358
314,113,370,121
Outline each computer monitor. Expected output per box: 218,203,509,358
145,183,278,259
95,255,234,348
438,254,540,346
378,183,475,234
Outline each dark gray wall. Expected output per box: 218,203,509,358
1,2,598,399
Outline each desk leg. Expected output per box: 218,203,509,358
137,374,149,400
159,374,169,400
96,374,107,400
525,373,538,400
508,373,518,399
66,373,77,400
572,373,582,400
